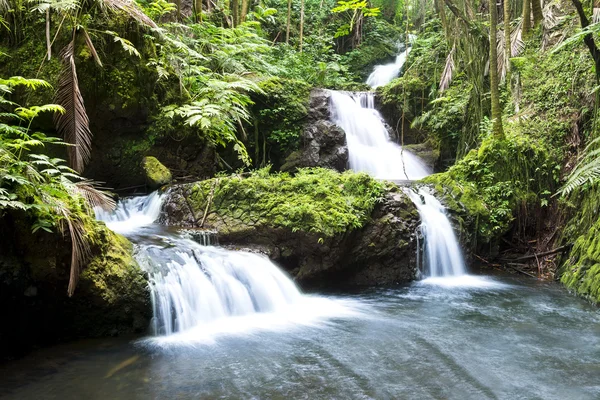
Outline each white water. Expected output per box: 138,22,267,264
366,46,412,88
329,90,431,180
96,193,357,343
94,192,163,234
406,187,471,277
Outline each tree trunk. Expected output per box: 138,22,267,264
241,0,249,23
286,0,292,43
490,0,505,138
232,0,239,27
436,0,448,38
522,0,531,35
195,0,202,22
299,0,305,52
572,0,600,81
503,0,511,86
531,0,543,27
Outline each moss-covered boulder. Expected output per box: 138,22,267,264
142,156,173,190
0,212,151,360
160,168,420,287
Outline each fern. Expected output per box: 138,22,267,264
558,136,600,196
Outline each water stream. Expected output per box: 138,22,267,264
94,195,354,344
329,90,431,180
2,43,599,400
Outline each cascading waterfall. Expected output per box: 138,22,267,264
406,188,467,278
138,240,302,336
95,194,349,342
329,90,431,180
366,46,412,88
95,192,163,235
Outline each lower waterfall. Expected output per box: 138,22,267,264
95,194,356,344
406,188,467,277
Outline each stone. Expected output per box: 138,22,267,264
142,156,172,190
281,90,349,172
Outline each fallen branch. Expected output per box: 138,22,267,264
505,263,538,279
499,243,573,263
200,178,219,228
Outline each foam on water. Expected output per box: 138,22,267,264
94,192,163,234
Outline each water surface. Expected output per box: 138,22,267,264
1,275,598,400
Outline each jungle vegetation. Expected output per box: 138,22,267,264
2,0,600,303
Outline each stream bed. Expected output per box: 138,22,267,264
1,274,599,400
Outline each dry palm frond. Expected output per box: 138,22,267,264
439,45,456,92
594,1,600,24
48,196,92,297
510,20,525,57
103,0,158,29
0,0,10,12
497,21,525,83
81,28,103,67
542,2,567,49
54,40,93,173
73,180,115,211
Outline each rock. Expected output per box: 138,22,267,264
142,156,172,190
0,212,151,360
281,90,349,172
159,170,420,288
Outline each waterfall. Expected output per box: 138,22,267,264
366,46,412,88
137,240,302,336
95,194,349,342
406,188,467,278
329,90,431,180
95,192,164,235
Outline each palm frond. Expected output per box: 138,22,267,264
558,136,600,196
82,28,103,67
439,45,455,92
54,40,93,173
73,180,116,211
103,0,158,29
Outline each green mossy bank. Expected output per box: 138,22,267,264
161,168,421,287
0,212,150,360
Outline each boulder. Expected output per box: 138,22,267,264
281,90,349,172
0,213,151,360
142,156,173,190
159,170,420,288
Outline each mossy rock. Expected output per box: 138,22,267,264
0,212,151,359
142,156,172,190
160,168,420,288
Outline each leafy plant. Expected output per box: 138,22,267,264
1,76,114,296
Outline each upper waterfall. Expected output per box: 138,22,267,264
329,90,431,180
366,46,412,88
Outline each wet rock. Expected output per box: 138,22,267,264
0,213,150,360
281,90,349,172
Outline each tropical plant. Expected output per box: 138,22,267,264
0,76,114,296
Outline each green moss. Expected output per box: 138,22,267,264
82,225,148,305
423,130,558,247
561,218,600,304
142,156,172,189
188,168,385,237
